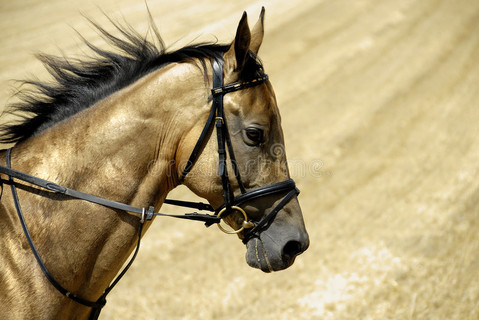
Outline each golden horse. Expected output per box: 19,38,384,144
0,8,309,319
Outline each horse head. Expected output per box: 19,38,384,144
179,9,309,272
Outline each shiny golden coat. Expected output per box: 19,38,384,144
0,10,308,319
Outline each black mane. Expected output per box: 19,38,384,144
0,14,263,144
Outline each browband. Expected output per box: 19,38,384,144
211,74,269,96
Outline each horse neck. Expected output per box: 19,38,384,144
5,62,210,308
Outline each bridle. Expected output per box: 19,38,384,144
0,52,299,319
180,53,299,242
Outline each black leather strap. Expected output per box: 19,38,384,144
222,113,246,194
180,54,268,206
211,74,268,96
227,179,297,208
0,163,220,226
0,164,143,214
242,187,299,244
163,199,213,211
211,178,299,244
0,146,223,318
208,56,298,240
4,149,107,311
178,101,217,183
212,57,234,210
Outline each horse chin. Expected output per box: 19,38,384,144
245,236,296,273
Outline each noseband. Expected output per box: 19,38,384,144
0,53,299,318
179,53,299,243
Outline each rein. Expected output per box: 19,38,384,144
0,148,218,319
0,53,298,319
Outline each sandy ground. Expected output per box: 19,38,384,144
1,0,479,319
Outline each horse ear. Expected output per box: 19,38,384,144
224,12,251,77
250,7,265,55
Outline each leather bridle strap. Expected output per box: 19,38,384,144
228,179,297,207
242,187,299,244
211,57,247,195
4,149,107,314
0,162,220,226
178,97,217,183
188,54,298,240
179,53,248,199
0,148,220,318
213,179,300,244
213,56,236,209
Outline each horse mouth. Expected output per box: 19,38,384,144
245,236,299,273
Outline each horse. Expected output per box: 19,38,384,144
0,8,309,319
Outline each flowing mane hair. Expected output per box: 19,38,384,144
0,13,264,144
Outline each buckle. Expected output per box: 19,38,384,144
140,206,155,224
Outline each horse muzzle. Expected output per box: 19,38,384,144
245,220,310,273
214,179,309,272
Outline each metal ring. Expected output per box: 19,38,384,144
216,205,252,234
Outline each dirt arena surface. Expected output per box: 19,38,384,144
1,0,478,319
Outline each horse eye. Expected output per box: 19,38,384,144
245,128,264,145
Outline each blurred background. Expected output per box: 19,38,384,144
1,0,478,319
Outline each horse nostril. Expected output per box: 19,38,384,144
282,240,304,260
